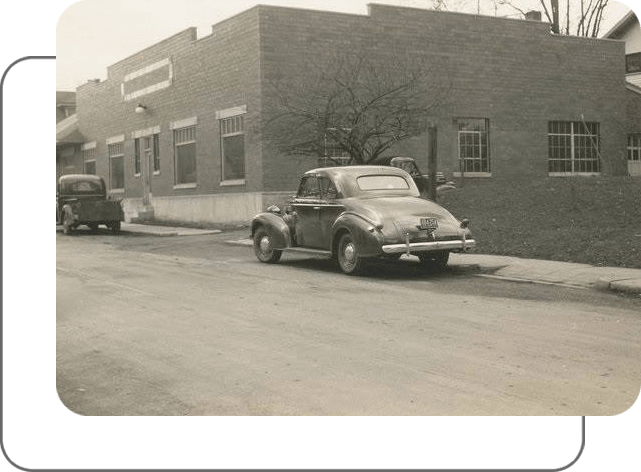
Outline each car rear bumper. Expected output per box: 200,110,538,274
381,239,476,254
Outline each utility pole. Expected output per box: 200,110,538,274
427,126,438,201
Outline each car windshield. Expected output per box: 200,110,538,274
356,175,410,191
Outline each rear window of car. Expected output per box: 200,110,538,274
356,175,410,191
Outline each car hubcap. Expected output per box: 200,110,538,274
259,235,271,253
343,242,355,263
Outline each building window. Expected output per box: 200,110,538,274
108,142,125,190
626,52,641,74
548,121,600,174
83,147,96,174
457,118,490,174
628,135,641,162
220,114,245,182
174,126,197,185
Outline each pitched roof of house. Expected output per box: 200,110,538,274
603,10,639,39
56,114,85,145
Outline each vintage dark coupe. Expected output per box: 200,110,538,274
56,174,124,235
251,166,475,275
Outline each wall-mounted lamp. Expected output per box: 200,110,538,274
135,104,147,114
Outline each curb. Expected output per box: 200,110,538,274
226,239,253,246
596,277,641,296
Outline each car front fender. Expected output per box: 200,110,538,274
332,213,384,258
251,212,292,249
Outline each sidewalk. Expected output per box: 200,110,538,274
120,222,222,237
56,222,222,237
223,236,641,296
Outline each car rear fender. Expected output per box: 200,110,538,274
251,213,292,249
331,213,384,257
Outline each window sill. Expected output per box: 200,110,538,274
548,172,601,177
220,179,246,187
109,189,125,193
453,172,492,178
134,173,141,178
153,171,161,176
173,183,197,189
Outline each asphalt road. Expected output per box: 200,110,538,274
56,229,641,415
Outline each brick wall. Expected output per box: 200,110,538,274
75,8,263,199
70,3,631,221
258,4,629,187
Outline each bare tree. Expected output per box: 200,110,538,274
265,50,449,165
498,0,610,37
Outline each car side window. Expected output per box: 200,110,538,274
319,177,338,200
297,176,321,198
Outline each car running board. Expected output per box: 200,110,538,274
284,247,333,258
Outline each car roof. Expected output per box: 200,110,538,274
304,165,419,198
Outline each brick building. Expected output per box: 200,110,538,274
56,4,633,224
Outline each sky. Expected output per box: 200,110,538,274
56,0,637,91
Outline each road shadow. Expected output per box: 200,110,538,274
277,254,480,281
56,226,144,237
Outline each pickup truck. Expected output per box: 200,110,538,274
57,174,124,235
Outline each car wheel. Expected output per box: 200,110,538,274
253,227,282,263
62,209,74,235
88,223,99,232
337,232,364,275
110,221,121,235
418,251,449,269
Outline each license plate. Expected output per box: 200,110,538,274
419,217,438,231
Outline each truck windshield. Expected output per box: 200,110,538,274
60,179,104,195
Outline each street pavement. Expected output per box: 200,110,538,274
111,222,641,296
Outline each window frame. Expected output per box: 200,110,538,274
628,134,641,162
219,113,246,186
548,121,601,176
455,118,491,177
83,147,96,175
108,142,125,191
173,125,197,188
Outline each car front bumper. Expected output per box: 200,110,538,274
381,239,476,254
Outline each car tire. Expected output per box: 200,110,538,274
88,223,99,232
62,208,74,235
337,232,364,275
418,251,449,270
110,221,121,235
253,227,282,263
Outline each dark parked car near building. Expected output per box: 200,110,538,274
56,174,124,235
251,166,474,274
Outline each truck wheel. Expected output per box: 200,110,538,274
111,221,121,235
88,223,99,232
62,209,74,235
